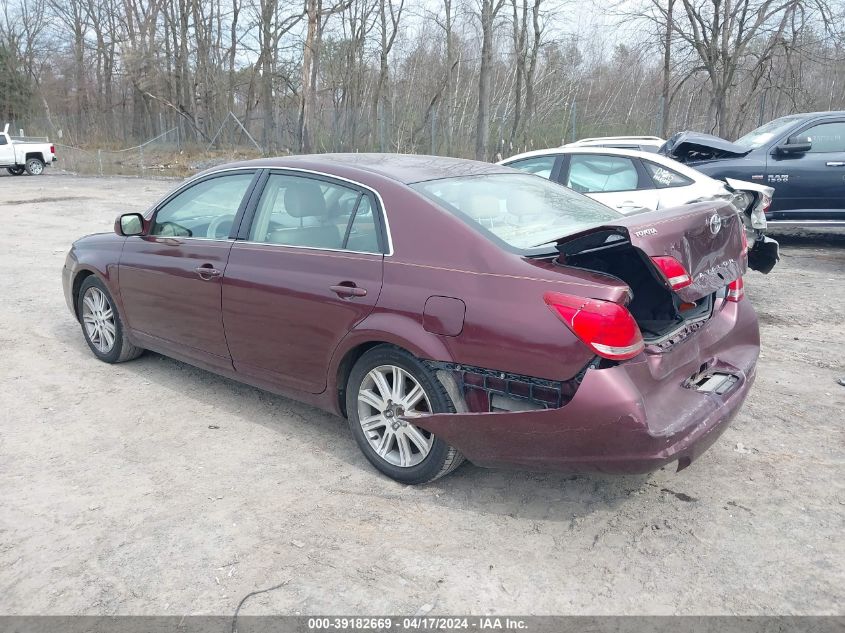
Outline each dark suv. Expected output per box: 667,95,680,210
661,111,845,227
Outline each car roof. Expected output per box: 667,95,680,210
203,153,515,185
500,146,663,162
567,136,664,145
790,110,845,118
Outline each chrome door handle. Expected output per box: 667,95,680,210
330,284,367,298
194,265,222,279
826,162,845,167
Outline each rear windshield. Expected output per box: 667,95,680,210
411,173,621,252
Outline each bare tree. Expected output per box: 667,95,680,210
371,0,404,150
3,0,842,157
509,0,544,146
675,0,803,136
475,0,507,160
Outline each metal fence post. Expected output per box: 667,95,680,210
378,101,386,153
431,107,438,155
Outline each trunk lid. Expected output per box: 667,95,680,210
556,201,745,303
659,131,751,164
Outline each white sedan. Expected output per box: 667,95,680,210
498,146,767,216
498,145,779,273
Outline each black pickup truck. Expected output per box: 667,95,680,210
660,111,845,228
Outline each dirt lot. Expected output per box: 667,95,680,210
1,173,843,616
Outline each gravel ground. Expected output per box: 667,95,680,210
1,173,843,616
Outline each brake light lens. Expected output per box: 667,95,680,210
726,277,744,302
543,292,644,360
651,256,692,290
50,145,55,154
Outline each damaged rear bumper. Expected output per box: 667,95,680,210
414,299,759,474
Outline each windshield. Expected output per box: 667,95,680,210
411,173,621,252
735,115,804,149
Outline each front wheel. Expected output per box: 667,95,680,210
77,276,143,363
6,166,25,176
346,345,464,484
25,157,44,175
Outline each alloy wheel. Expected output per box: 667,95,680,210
27,160,43,175
357,364,435,468
81,287,116,353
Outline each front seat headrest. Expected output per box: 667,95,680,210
284,181,327,218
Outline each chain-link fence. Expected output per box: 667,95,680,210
42,112,265,179
53,128,185,177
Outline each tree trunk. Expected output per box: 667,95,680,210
261,0,276,152
475,0,499,161
661,0,674,137
299,0,322,153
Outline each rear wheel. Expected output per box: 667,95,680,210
25,157,44,176
6,166,25,176
346,345,464,484
77,276,143,363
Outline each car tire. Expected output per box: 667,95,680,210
6,166,25,176
77,275,144,363
24,157,44,176
346,345,465,484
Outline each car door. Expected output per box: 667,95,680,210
767,119,845,218
557,153,659,213
118,170,259,368
0,134,15,165
222,171,386,394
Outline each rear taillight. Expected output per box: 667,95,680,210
762,194,772,214
726,277,744,302
543,292,644,361
50,145,55,154
651,256,692,290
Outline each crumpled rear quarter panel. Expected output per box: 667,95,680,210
413,298,760,473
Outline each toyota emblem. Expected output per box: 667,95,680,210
708,214,722,235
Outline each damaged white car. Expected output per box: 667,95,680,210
499,146,779,273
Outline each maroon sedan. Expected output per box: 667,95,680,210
63,154,759,484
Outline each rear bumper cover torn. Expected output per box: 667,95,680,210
413,300,759,474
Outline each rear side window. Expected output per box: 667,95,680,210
505,155,556,179
643,162,694,188
566,155,639,193
248,174,382,253
802,122,845,153
0,136,6,145
344,197,381,253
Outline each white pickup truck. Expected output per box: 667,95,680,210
0,123,56,176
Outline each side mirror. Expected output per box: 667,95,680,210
117,213,145,236
776,136,812,155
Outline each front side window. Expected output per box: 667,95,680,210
801,122,845,153
248,174,382,252
411,173,620,252
505,155,556,179
566,155,640,193
643,161,694,188
152,173,254,238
